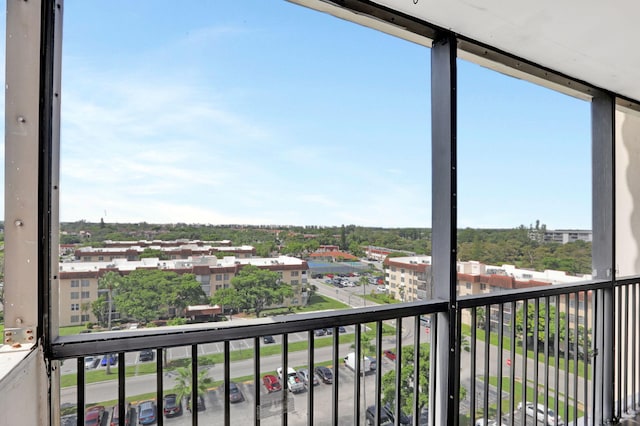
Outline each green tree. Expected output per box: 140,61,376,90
381,345,430,415
515,302,566,347
113,270,206,323
172,364,213,404
211,265,294,318
139,248,169,260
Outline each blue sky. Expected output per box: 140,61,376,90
53,1,591,228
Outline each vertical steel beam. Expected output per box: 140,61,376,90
431,32,458,425
592,91,616,424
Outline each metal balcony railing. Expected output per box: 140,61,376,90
50,277,640,425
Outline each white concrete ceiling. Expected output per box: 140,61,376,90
371,0,640,102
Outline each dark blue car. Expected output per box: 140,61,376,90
137,400,156,425
100,353,117,366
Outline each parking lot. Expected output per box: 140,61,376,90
96,358,400,426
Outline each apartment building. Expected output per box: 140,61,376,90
383,255,432,301
57,255,309,327
74,243,255,262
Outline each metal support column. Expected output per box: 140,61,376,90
431,33,458,426
592,91,616,424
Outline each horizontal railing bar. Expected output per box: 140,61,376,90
457,278,611,308
50,299,448,358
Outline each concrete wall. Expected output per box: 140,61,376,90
615,108,640,277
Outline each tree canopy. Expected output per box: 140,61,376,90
210,264,294,317
111,269,206,323
381,345,430,414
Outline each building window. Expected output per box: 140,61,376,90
71,304,80,311
401,277,405,283
70,315,80,323
83,256,91,261
223,273,230,280
98,256,104,261
291,271,299,277
215,274,222,281
70,292,79,300
71,280,79,288
466,283,471,289
81,315,90,322
81,279,90,287
81,291,90,298
480,283,487,290
216,285,222,290
291,280,298,285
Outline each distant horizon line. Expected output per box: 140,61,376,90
57,221,592,231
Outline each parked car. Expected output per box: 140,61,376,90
383,350,397,361
139,349,154,362
186,395,206,412
314,366,333,384
366,356,377,371
365,404,410,426
263,335,276,344
314,329,326,336
137,400,156,425
110,404,131,426
323,328,333,335
163,393,182,418
277,367,305,393
101,353,117,366
262,374,282,392
519,402,564,425
338,326,347,333
84,356,100,369
296,368,319,387
229,382,245,403
84,405,105,426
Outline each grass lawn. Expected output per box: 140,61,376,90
363,293,398,304
461,323,591,379
59,325,90,336
61,321,395,388
486,376,583,422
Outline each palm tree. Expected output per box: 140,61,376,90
173,364,213,407
98,271,121,374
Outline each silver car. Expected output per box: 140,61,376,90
296,368,319,386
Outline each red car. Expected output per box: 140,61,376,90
383,350,397,361
85,406,105,426
262,374,282,393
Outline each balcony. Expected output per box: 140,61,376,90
3,0,640,425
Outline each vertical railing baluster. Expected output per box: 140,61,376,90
628,284,640,414
572,292,579,424
429,313,437,426
543,296,550,425
191,344,198,426
254,337,261,426
308,330,314,425
496,303,504,424
412,315,420,424
553,295,560,423
509,301,516,425
616,285,622,417
627,284,640,414
282,334,288,426
224,340,230,426
584,292,590,425
375,320,383,426
621,284,627,415
156,348,163,426
394,318,402,425
332,325,340,426
483,303,490,422
77,357,85,426
353,324,361,426
563,296,570,425
533,298,540,416
521,300,528,426
470,307,476,424
118,352,125,426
